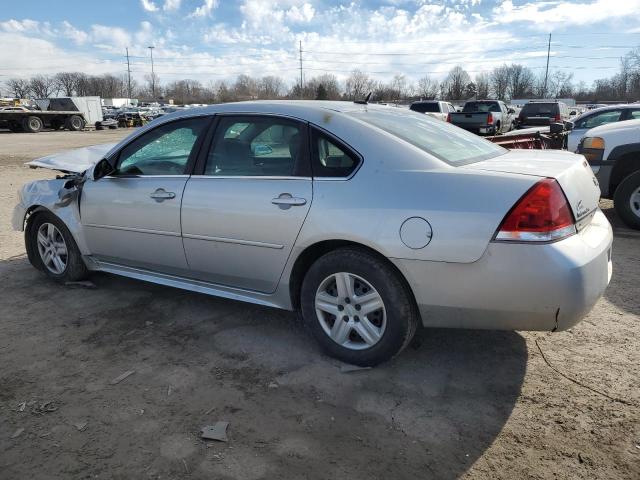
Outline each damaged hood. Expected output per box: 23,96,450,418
26,143,117,173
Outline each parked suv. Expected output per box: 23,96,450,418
409,100,456,121
517,101,570,129
578,119,640,229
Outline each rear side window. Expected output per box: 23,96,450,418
521,103,559,117
349,108,506,166
410,103,440,113
310,128,360,178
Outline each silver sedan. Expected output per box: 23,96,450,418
12,101,613,366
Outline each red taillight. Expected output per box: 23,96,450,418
495,179,576,242
554,114,561,122
487,112,494,125
446,113,451,122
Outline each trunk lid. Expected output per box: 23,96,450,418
465,149,601,228
26,142,117,174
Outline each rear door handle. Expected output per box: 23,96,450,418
150,188,176,202
272,193,307,208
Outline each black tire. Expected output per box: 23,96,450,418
65,115,85,131
26,211,88,282
22,116,43,133
300,247,419,366
613,170,640,230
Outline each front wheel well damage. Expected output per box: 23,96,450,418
288,240,420,320
23,206,52,269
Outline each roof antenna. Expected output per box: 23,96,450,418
354,92,372,105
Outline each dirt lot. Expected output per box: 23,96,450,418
0,130,638,479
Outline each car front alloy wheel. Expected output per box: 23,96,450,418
36,222,68,275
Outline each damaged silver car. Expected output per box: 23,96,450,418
13,101,613,365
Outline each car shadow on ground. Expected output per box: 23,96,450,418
0,257,527,479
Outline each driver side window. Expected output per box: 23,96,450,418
116,117,207,176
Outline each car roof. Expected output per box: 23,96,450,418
173,100,391,117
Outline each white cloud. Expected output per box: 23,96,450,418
163,0,181,11
190,0,219,17
493,0,640,27
91,24,131,49
60,21,89,45
140,0,159,12
286,3,315,23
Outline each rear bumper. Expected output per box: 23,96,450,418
392,210,613,331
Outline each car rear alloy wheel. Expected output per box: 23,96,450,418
315,272,387,350
301,247,418,366
36,222,68,275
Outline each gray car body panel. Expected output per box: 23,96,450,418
13,101,613,330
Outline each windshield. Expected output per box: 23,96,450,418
410,103,440,113
349,108,506,166
463,102,500,113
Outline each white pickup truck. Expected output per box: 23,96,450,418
409,100,456,121
578,119,640,229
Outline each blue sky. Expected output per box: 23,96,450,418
1,0,639,88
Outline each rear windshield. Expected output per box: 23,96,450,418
521,103,559,116
463,102,500,113
349,108,506,166
410,102,440,113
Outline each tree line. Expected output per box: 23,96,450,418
4,47,639,105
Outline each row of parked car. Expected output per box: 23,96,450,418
410,99,640,230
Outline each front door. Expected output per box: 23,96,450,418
181,115,312,293
80,116,209,274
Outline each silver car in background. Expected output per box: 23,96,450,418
12,101,613,366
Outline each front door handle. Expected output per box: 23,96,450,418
272,193,307,209
150,188,176,202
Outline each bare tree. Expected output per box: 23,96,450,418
54,72,79,96
507,64,535,99
547,70,574,98
490,65,510,100
29,75,57,98
233,74,258,100
390,74,409,103
257,76,285,99
5,78,31,98
443,66,471,100
417,75,439,99
475,73,490,99
345,70,374,100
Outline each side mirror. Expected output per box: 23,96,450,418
507,108,515,114
565,121,574,131
92,158,115,181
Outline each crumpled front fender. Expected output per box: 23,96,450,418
12,178,91,255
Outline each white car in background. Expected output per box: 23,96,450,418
409,100,456,121
567,104,640,152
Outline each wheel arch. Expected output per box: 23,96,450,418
609,150,640,197
288,239,419,318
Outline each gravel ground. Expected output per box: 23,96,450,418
0,130,638,479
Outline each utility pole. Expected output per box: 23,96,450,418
299,40,303,100
543,33,551,99
125,47,132,102
148,45,155,99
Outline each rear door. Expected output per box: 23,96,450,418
181,115,312,293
